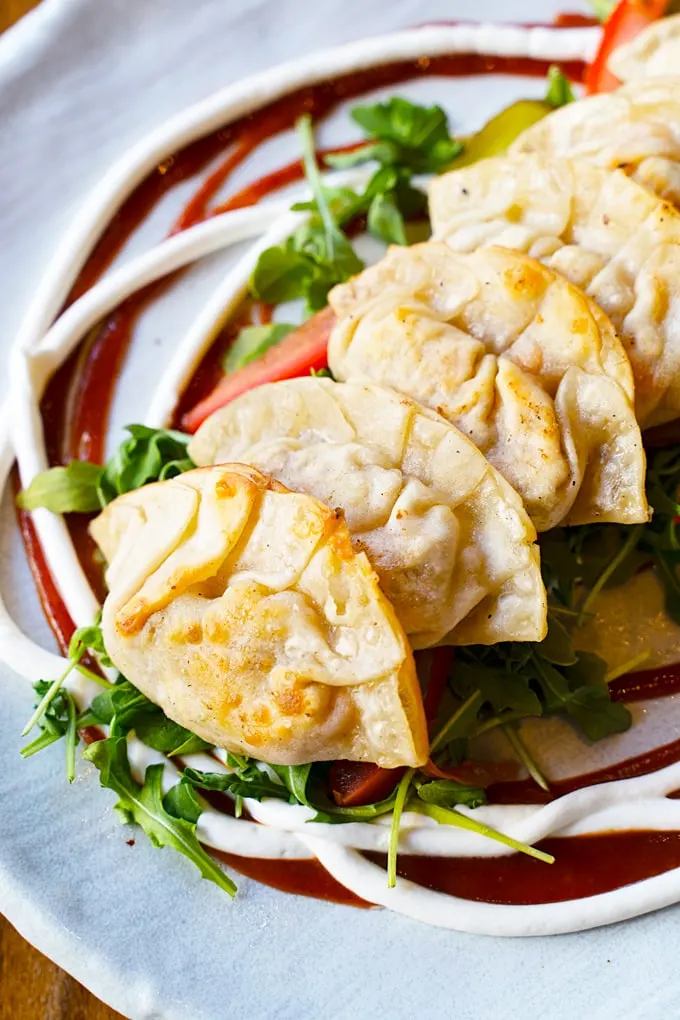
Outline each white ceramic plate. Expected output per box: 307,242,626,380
3,1,680,1017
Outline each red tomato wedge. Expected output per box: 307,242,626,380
329,762,407,807
585,0,670,94
181,306,336,432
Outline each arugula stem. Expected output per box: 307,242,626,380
387,767,415,889
474,711,529,737
20,721,62,758
75,664,114,688
577,525,644,626
429,690,482,755
297,114,338,260
604,650,651,683
65,694,77,783
414,802,554,864
22,662,74,736
503,724,550,792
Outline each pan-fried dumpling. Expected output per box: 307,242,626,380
90,463,428,768
510,77,680,207
608,14,680,83
327,243,648,532
430,155,680,426
189,379,546,649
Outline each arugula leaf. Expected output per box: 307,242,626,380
134,716,212,757
163,780,203,824
98,425,193,505
68,617,113,669
84,736,235,895
545,66,576,108
250,247,318,305
543,446,680,628
367,191,407,245
415,779,487,810
251,117,363,313
21,617,113,777
184,762,291,803
17,426,194,514
270,763,314,806
17,461,103,513
20,681,79,781
347,98,463,173
533,656,631,742
91,679,211,756
85,737,236,895
222,323,295,374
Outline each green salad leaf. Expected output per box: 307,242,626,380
251,115,364,313
222,323,295,374
16,426,195,515
84,736,236,896
414,778,487,810
90,679,212,756
332,97,463,173
17,461,103,513
20,680,79,781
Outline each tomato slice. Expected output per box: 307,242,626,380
181,305,336,432
585,0,670,94
329,762,407,807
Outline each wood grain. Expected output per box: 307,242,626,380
0,10,121,1020
0,0,40,32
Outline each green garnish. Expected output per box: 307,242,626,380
21,620,113,780
545,65,576,108
588,0,617,20
326,97,463,173
221,323,295,374
249,115,364,313
414,802,554,865
17,425,194,515
387,768,415,889
84,736,236,897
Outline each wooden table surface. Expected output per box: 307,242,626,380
0,2,123,1017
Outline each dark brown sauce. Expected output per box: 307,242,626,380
489,736,680,805
214,851,369,907
23,37,680,909
366,831,680,904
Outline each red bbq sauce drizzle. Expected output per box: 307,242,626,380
20,40,680,907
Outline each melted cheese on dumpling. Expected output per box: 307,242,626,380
430,154,680,427
90,464,428,768
608,14,680,83
189,378,546,649
327,243,648,532
510,77,680,207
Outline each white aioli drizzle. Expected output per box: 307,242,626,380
8,19,680,934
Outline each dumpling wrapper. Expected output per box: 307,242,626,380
189,379,546,649
430,154,680,427
327,242,648,532
608,14,680,83
90,463,428,768
510,77,680,207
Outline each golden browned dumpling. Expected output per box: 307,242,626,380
608,14,680,83
429,154,680,427
327,243,648,532
510,77,680,207
90,464,428,768
189,379,546,649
